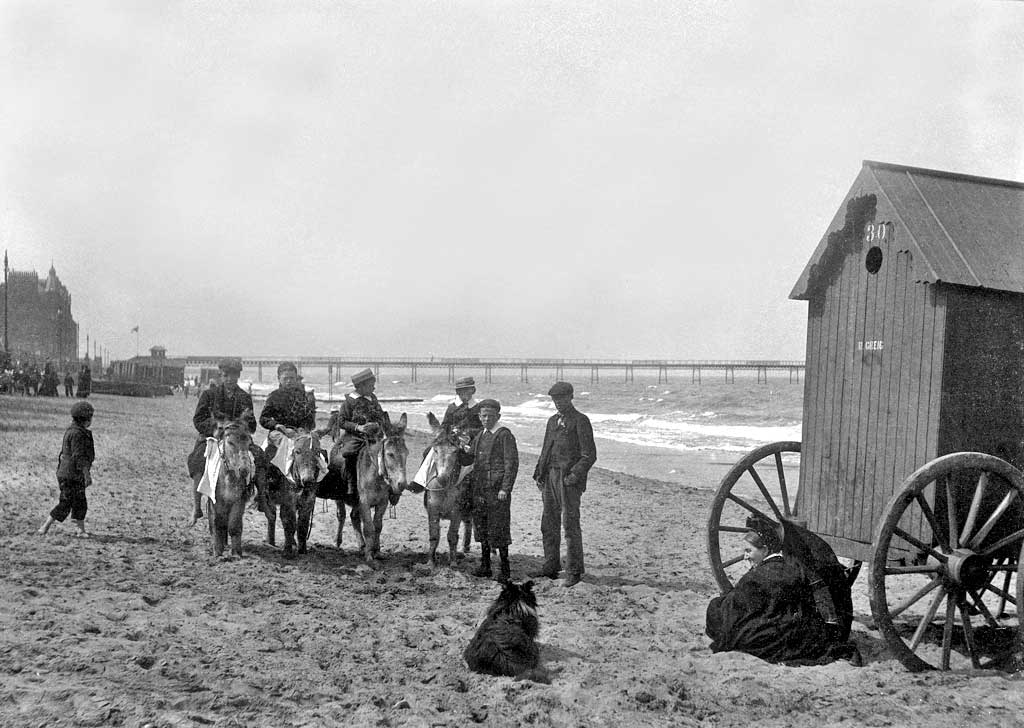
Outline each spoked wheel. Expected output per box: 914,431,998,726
707,441,800,593
869,452,1024,672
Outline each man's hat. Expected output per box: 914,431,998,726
70,401,94,419
454,376,476,390
548,381,574,398
478,398,501,412
352,368,376,385
277,361,298,375
218,357,243,374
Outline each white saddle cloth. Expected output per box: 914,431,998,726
264,432,328,485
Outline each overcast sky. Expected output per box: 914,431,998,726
2,1,1022,361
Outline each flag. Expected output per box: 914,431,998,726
131,325,139,333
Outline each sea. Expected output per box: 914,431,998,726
232,370,804,489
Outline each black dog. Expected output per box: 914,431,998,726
464,580,550,683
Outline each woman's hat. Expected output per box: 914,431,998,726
352,368,376,385
454,376,476,390
744,517,782,553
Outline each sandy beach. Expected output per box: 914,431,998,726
2,393,1023,728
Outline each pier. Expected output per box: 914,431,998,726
183,356,805,386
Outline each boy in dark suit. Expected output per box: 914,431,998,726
460,399,519,581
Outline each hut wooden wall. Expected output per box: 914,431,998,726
935,287,1024,548
797,219,947,560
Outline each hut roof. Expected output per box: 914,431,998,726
791,160,1024,300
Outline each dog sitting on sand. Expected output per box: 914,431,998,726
464,580,550,683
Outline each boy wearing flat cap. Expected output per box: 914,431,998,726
337,368,389,497
533,381,597,587
459,399,519,581
38,401,96,537
187,358,259,525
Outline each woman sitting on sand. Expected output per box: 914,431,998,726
705,519,838,664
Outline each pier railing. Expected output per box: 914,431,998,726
183,355,805,385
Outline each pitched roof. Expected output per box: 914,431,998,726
791,161,1024,300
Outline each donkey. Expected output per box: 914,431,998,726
205,413,257,558
261,430,323,556
355,413,409,564
422,412,474,568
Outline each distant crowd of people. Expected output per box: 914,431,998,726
0,359,91,398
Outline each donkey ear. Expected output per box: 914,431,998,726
427,412,440,429
397,412,408,430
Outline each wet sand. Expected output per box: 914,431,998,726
1,393,1022,727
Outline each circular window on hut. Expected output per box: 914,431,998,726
865,246,883,274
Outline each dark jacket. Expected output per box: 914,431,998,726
459,426,519,545
193,384,256,437
259,387,317,431
442,399,483,437
533,406,597,491
705,554,832,663
56,422,95,484
460,426,519,495
338,392,387,445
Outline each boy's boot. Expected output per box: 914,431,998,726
474,541,492,577
497,546,511,583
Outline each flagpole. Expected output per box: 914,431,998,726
3,249,9,355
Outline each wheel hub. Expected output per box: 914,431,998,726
945,548,988,591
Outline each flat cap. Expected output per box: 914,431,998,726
351,368,376,385
70,401,94,419
478,398,501,412
454,376,476,390
547,381,574,397
218,357,243,373
277,361,298,375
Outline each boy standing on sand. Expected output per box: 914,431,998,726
38,401,96,537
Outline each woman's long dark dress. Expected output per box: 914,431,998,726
706,554,831,663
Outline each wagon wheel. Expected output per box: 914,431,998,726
869,452,1024,672
707,441,800,593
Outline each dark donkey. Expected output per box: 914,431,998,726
205,411,257,558
261,430,323,556
422,412,473,568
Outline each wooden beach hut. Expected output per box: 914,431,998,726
789,160,1024,562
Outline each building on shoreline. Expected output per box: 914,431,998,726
0,264,79,363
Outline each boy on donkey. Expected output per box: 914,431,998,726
38,401,96,537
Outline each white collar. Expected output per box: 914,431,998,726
453,397,477,408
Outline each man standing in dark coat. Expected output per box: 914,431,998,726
187,358,259,526
459,399,518,581
336,368,388,498
533,381,597,587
